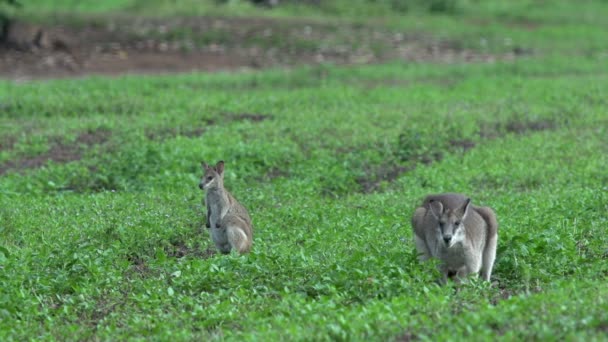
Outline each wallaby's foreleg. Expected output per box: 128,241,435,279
206,203,211,228
438,265,450,285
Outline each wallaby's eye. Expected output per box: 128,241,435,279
455,221,461,226
206,176,213,181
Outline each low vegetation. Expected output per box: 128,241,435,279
1,0,607,340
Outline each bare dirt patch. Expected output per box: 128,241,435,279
0,16,514,80
0,135,17,152
167,244,217,259
353,116,559,194
449,138,476,152
395,332,418,341
144,112,270,141
126,254,151,277
0,127,111,175
76,127,112,145
166,240,216,259
356,163,411,193
224,112,273,123
479,117,557,139
264,166,289,180
490,288,516,306
146,127,207,141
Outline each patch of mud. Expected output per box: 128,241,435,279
146,127,206,141
264,166,289,180
0,135,17,152
395,332,418,341
504,119,556,134
88,298,121,326
356,163,411,193
449,138,476,152
0,17,517,80
224,112,273,123
357,116,558,194
126,254,151,277
0,127,111,175
361,77,457,90
166,240,216,259
144,113,270,141
76,127,112,145
419,151,444,165
490,288,516,306
479,117,556,139
0,138,80,174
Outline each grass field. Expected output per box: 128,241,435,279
1,1,608,341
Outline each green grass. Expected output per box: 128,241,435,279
1,56,607,340
2,1,608,340
10,0,608,55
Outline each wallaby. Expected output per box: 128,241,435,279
199,161,253,254
411,193,498,283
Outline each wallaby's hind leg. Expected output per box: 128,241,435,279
481,234,497,281
226,225,251,254
412,207,431,262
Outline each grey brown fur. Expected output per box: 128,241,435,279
199,161,253,254
411,193,498,283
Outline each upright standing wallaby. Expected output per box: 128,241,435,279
199,161,253,254
411,193,498,283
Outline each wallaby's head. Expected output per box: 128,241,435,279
428,198,471,247
199,160,225,191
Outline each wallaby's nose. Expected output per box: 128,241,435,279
198,183,204,190
443,235,452,244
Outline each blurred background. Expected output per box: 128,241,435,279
0,0,605,79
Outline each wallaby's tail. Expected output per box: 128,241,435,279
475,206,498,236
475,206,498,281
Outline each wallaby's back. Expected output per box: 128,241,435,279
225,191,253,239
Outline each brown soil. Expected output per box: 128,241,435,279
166,240,216,259
449,138,476,152
479,117,557,139
395,332,418,341
355,116,557,194
0,135,17,151
0,16,513,80
0,127,111,175
144,112,271,141
145,127,207,141
264,166,290,180
225,112,273,123
356,163,412,193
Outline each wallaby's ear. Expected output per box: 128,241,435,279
215,160,225,175
457,198,471,219
201,162,209,170
429,199,443,219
